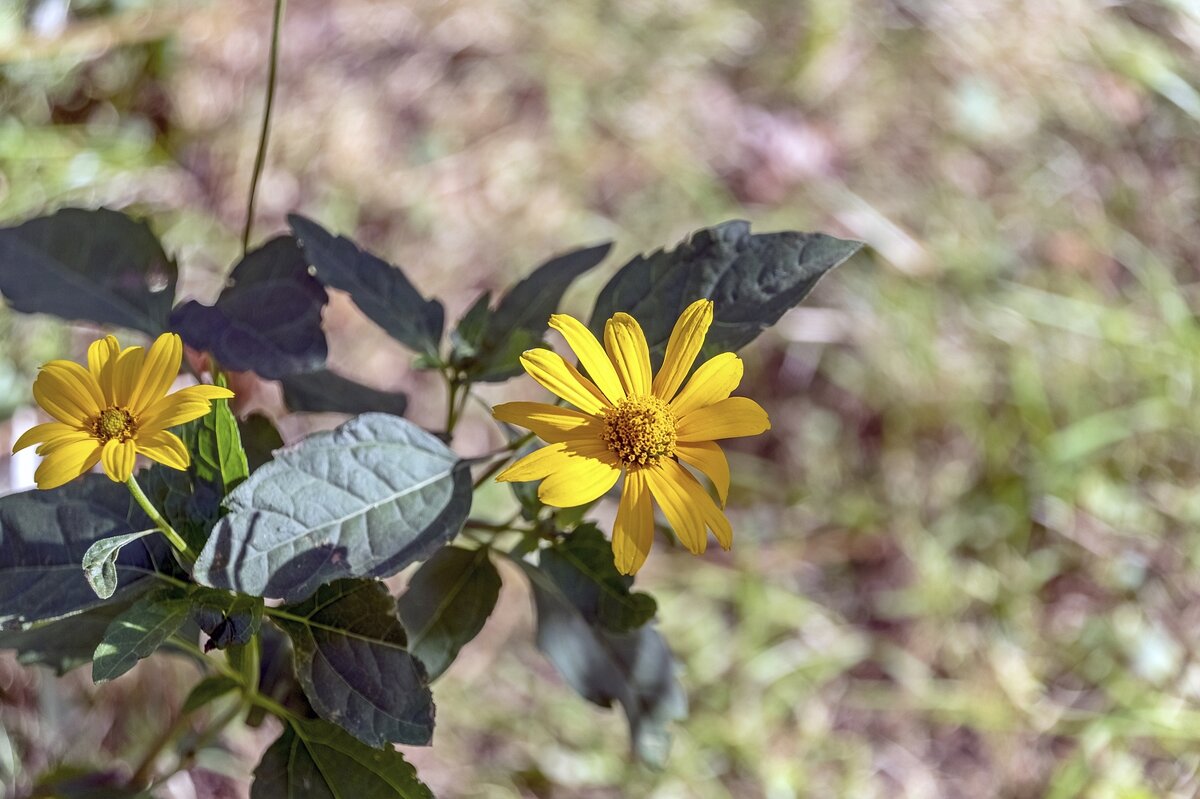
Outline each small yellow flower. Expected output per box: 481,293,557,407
493,299,770,574
13,333,234,490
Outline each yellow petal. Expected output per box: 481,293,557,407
127,333,182,415
177,384,236,401
549,314,625,405
492,401,601,444
519,349,610,415
12,422,84,453
669,352,743,418
111,346,146,407
537,448,622,507
675,464,733,550
137,429,190,471
612,469,654,575
33,363,104,425
652,299,713,401
643,459,707,555
496,442,575,482
33,439,102,490
138,385,230,433
35,430,96,455
675,440,730,506
87,336,121,405
603,313,652,397
677,397,771,442
100,438,137,482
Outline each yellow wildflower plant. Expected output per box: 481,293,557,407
493,299,770,574
12,332,235,490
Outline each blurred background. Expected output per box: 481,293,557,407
3,0,1200,796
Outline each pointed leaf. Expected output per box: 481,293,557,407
590,221,861,367
178,373,249,493
170,236,328,379
289,215,444,358
540,524,656,633
272,579,434,747
0,207,176,334
252,718,433,799
81,529,157,600
398,546,501,680
91,588,193,682
194,413,471,602
280,369,408,416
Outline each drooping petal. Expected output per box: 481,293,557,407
677,397,771,442
12,422,84,453
536,446,622,507
669,352,743,418
673,462,733,549
519,349,610,415
492,401,602,443
33,439,102,490
136,429,190,471
32,364,103,425
612,468,654,575
137,384,232,434
127,333,183,415
35,429,96,455
111,346,146,408
495,438,614,484
548,314,625,405
675,440,730,506
652,299,713,402
87,336,121,405
100,438,137,482
603,313,652,398
643,458,707,555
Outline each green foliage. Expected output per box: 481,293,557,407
237,413,285,472
178,374,250,494
139,464,221,554
252,718,433,799
271,579,434,747
81,529,157,600
91,587,194,682
289,215,444,360
191,589,264,652
540,524,656,633
194,413,471,601
0,599,140,675
181,676,241,714
0,208,176,335
170,236,329,379
280,368,409,416
590,221,861,367
398,546,502,680
29,765,152,799
0,475,170,626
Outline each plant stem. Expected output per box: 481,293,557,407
128,704,196,787
241,0,286,254
126,475,194,561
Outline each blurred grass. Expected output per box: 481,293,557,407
6,0,1200,796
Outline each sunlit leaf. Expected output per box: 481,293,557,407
91,588,193,682
81,529,157,600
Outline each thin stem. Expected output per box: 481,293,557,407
241,0,286,254
444,375,461,434
129,704,196,787
126,475,194,561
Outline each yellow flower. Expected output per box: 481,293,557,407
493,299,770,574
12,333,235,490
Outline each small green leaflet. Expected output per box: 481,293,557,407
178,372,249,494
81,529,158,600
92,589,194,682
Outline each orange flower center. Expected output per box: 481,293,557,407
93,406,136,442
601,396,677,466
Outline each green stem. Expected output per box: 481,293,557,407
241,0,286,254
126,475,194,561
128,704,196,787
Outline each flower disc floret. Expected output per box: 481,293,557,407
94,407,136,441
601,396,676,466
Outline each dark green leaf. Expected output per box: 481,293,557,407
0,599,141,675
289,215,444,358
590,221,861,367
250,620,316,727
0,207,176,335
518,560,687,767
238,413,284,472
170,236,328,379
0,475,170,627
92,588,193,682
30,765,152,799
181,675,241,714
272,579,434,747
540,524,656,633
194,413,471,602
191,589,264,652
139,464,221,555
252,718,433,799
178,373,249,494
450,291,491,354
280,369,408,416
81,529,157,600
398,546,501,680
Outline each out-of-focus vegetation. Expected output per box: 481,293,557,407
4,0,1200,796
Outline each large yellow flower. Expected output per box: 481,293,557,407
12,332,235,490
494,299,770,574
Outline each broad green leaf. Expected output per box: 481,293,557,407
238,413,284,472
178,373,249,494
280,369,408,416
0,599,141,675
518,560,687,767
540,524,656,633
453,243,611,381
252,718,433,799
194,413,472,602
92,588,193,682
182,675,241,714
0,207,176,334
271,579,434,747
289,215,444,359
0,475,170,627
589,221,862,367
191,589,264,652
170,236,329,379
81,529,157,600
398,546,501,680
